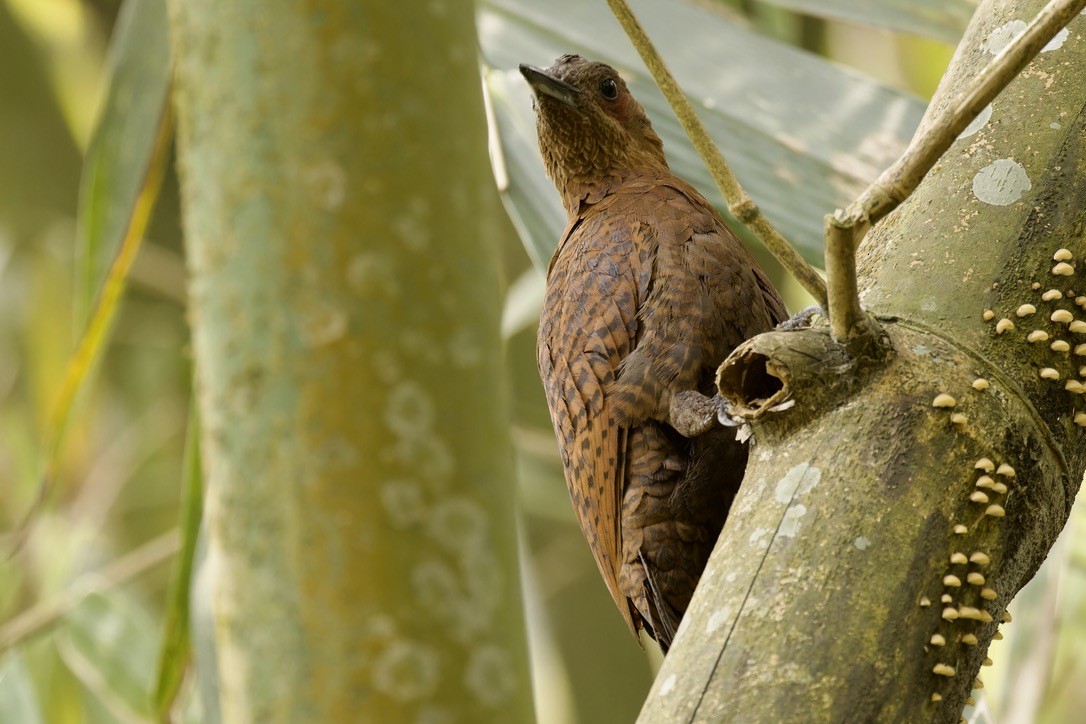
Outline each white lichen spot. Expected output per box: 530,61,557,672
395,435,455,485
958,104,993,139
381,479,427,528
973,158,1031,206
853,536,871,551
448,327,483,368
298,301,348,347
316,435,359,469
373,349,402,384
706,607,733,634
414,706,454,724
465,644,516,707
986,20,1028,55
426,497,488,553
412,559,461,613
1043,27,1070,52
749,527,772,549
393,197,432,252
304,159,347,211
659,674,678,696
1051,122,1062,130
386,381,436,439
461,549,503,607
414,549,502,643
372,640,440,702
347,252,398,297
779,504,808,538
453,562,503,640
365,614,398,640
774,462,822,504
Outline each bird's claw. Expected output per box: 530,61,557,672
777,305,824,331
670,391,740,436
717,399,742,427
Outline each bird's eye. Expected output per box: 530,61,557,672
599,78,618,100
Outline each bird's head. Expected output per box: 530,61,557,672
519,55,667,211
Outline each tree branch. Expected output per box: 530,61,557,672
605,0,828,309
825,0,1086,343
642,0,1086,719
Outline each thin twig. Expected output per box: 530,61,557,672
824,212,859,343
0,530,180,653
855,0,1086,230
826,0,1086,342
605,0,828,308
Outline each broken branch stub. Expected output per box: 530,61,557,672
716,327,852,421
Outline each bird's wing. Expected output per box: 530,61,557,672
537,209,646,636
607,178,787,411
665,178,789,331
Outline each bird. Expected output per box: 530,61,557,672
521,54,788,651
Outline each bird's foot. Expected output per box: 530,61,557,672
669,391,738,436
777,305,824,331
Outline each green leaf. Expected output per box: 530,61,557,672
60,591,160,719
75,0,171,330
479,0,926,269
0,653,45,724
751,0,975,44
153,403,203,718
6,0,176,559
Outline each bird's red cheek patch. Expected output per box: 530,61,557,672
601,93,634,124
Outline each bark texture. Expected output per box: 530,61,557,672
639,2,1086,721
168,1,532,720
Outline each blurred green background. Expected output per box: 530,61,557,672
0,0,1083,722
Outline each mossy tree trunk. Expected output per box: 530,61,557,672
640,1,1086,721
167,1,532,720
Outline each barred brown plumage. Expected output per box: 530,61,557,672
522,55,786,651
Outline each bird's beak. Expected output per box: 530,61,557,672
519,64,581,108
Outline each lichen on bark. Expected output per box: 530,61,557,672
168,1,532,720
639,2,1086,721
